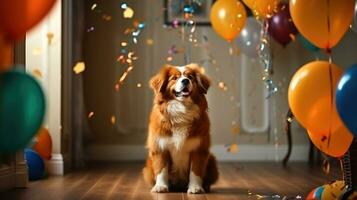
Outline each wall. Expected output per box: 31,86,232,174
83,0,357,161
26,0,63,174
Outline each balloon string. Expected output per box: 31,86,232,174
327,52,333,150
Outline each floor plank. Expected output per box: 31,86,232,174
0,162,339,200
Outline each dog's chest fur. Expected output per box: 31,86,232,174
157,100,201,181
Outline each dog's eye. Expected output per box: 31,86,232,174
188,75,194,80
171,76,178,81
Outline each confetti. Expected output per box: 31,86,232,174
91,3,97,10
166,56,173,62
123,7,134,18
121,3,128,9
32,69,42,78
232,125,240,135
88,112,94,119
115,83,120,92
121,42,128,47
137,83,142,88
146,39,154,46
111,116,116,125
73,62,85,74
87,26,95,32
47,32,54,45
102,14,112,21
226,144,238,153
218,82,228,91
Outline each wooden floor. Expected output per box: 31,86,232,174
1,162,340,200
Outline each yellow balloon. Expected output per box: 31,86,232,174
243,0,280,18
288,61,343,134
307,125,353,158
210,0,247,42
321,181,346,200
290,0,354,49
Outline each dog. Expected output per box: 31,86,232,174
143,63,218,194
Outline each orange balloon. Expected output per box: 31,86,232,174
243,0,280,18
0,0,56,41
0,34,13,71
33,127,52,160
288,61,343,134
210,0,247,42
289,0,354,49
308,125,353,157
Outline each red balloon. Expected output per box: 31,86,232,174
268,3,298,47
0,0,56,41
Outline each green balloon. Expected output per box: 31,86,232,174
0,70,46,153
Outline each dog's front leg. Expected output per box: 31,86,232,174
150,151,170,193
188,150,209,194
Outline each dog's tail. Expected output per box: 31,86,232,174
143,158,155,186
204,154,219,187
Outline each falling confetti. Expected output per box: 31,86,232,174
88,112,94,119
91,3,97,10
123,7,134,18
111,116,116,125
121,42,128,47
137,83,142,88
73,62,85,74
146,38,154,46
218,82,228,91
102,14,112,21
231,125,240,135
47,32,54,45
226,144,238,153
32,69,42,78
166,56,173,62
87,26,95,32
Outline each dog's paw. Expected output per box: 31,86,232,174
187,185,205,194
151,184,169,193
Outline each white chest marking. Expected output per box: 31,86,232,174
166,100,200,124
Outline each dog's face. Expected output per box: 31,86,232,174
150,63,210,102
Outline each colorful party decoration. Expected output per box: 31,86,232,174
288,61,345,134
306,185,324,200
210,0,247,42
243,0,280,18
25,148,45,181
0,0,57,41
0,69,46,153
321,181,346,200
289,0,354,50
33,127,52,160
336,64,357,137
307,125,353,158
236,17,261,58
268,3,297,47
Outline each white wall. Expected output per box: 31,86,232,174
26,0,63,175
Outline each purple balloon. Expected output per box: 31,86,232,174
268,3,298,47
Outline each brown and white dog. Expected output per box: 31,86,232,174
143,63,218,194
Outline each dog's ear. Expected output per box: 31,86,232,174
149,67,169,94
196,72,211,94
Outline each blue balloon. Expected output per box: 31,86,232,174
297,34,320,52
336,64,357,136
314,186,324,199
25,148,45,181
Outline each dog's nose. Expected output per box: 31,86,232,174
182,78,189,86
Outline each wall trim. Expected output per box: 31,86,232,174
45,153,64,175
87,144,309,162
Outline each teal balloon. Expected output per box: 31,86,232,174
0,69,46,153
298,34,320,52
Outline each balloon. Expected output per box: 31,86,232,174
0,34,13,71
288,61,344,134
307,125,353,158
0,0,56,41
33,127,52,160
336,64,357,137
306,185,324,200
350,1,357,33
306,188,318,200
268,3,298,47
210,0,247,42
297,34,320,52
25,148,45,181
0,69,46,153
236,17,261,58
321,181,346,200
290,0,354,49
243,0,280,18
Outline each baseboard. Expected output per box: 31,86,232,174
45,153,64,175
87,144,309,162
0,166,16,191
